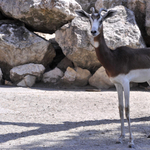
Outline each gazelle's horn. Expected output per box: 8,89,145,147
90,7,95,14
99,8,107,15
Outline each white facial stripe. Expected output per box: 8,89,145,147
90,16,102,28
92,19,99,30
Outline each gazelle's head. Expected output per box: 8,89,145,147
76,7,116,37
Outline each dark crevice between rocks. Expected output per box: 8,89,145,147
0,9,16,21
0,61,12,82
45,45,65,72
0,11,6,20
134,14,150,47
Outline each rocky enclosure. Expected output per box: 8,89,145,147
0,0,150,89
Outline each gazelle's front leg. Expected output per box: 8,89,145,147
123,82,134,148
115,83,125,144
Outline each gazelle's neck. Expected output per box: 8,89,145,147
94,25,108,49
93,25,113,76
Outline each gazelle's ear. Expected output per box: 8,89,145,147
103,10,116,20
75,9,90,18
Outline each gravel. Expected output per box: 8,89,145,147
0,85,149,150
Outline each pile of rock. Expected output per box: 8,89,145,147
0,0,149,89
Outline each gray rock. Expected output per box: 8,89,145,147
75,67,91,86
55,16,101,72
17,75,36,87
89,66,114,89
61,67,91,86
42,67,64,83
61,67,77,84
0,0,81,33
0,20,55,78
10,63,45,83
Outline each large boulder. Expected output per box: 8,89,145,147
101,6,146,49
55,16,101,72
0,0,81,33
95,0,150,46
0,20,55,79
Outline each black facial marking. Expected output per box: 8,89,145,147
91,13,100,21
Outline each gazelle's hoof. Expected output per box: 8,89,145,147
128,142,135,148
116,135,125,144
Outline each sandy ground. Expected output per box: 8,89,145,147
0,85,150,150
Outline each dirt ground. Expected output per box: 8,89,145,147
0,84,150,150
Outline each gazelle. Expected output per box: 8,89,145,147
76,7,150,148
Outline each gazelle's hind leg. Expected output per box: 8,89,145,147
115,83,125,144
123,81,134,148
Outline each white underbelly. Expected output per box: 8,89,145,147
110,68,150,84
